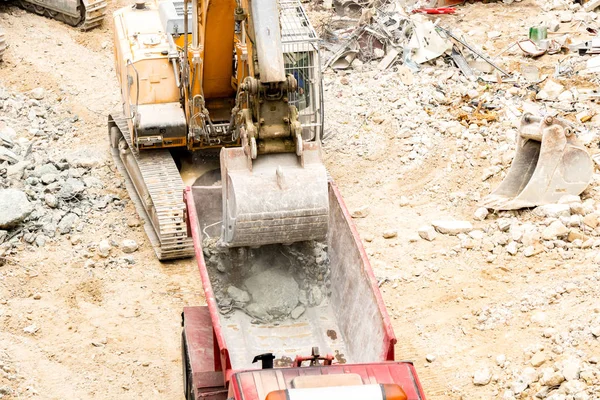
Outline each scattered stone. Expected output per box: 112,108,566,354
33,293,41,300
246,303,271,320
245,269,299,317
40,173,58,184
121,239,139,253
382,229,397,239
290,305,306,319
540,369,565,387
30,87,45,100
351,205,370,218
23,324,39,334
57,213,79,234
534,204,571,218
58,178,85,200
432,220,472,235
127,218,141,228
31,163,58,178
66,148,103,168
227,286,251,304
426,354,436,362
557,195,581,205
398,196,410,207
474,207,489,221
562,358,581,381
44,193,58,208
497,219,511,232
0,189,34,229
506,241,518,255
496,354,506,366
530,352,547,367
98,240,111,258
418,225,437,241
0,146,19,164
473,368,492,386
542,220,569,240
583,213,599,229
567,230,588,243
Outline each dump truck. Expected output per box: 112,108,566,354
181,181,427,400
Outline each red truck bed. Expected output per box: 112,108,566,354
181,181,426,400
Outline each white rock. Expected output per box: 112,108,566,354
23,324,39,334
542,220,569,240
30,87,45,100
531,311,548,325
426,354,436,362
540,369,565,386
418,225,437,241
535,204,571,218
530,352,547,367
121,239,139,253
539,79,565,101
351,205,370,218
398,196,410,206
496,354,506,366
0,189,34,229
506,241,518,255
497,218,511,232
98,240,111,258
558,90,574,102
473,368,492,386
558,195,581,204
227,286,251,303
290,305,305,319
432,220,473,235
562,358,581,381
473,207,489,221
469,230,485,240
382,229,397,239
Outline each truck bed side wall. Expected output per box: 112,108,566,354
327,183,396,362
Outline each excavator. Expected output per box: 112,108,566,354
108,0,327,259
13,0,107,29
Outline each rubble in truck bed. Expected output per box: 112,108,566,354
203,239,332,323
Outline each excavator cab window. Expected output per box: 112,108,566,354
285,52,311,112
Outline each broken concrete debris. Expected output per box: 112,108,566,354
204,240,331,322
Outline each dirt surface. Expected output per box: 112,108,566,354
1,0,600,399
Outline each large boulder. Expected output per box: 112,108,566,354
0,189,34,229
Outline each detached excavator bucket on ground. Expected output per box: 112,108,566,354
481,114,593,210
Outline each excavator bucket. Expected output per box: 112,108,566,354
220,144,329,247
481,114,593,210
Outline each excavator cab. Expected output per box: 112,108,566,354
481,114,593,210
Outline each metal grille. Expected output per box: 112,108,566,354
280,0,323,141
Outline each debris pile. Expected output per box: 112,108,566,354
0,85,127,261
203,239,331,323
466,276,600,400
